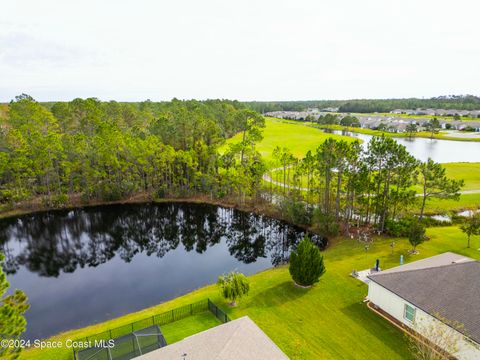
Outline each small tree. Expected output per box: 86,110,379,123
406,123,418,138
217,271,250,306
289,235,326,287
460,212,480,248
1,253,30,360
425,118,441,139
409,221,426,253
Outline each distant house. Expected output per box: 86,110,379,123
135,316,289,360
367,252,480,360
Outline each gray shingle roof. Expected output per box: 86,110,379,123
369,261,480,344
135,316,289,360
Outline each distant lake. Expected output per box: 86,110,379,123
0,203,323,341
327,129,480,163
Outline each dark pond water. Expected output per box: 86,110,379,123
0,202,323,341
326,129,480,163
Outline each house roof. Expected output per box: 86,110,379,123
368,259,480,344
135,316,289,360
375,252,474,275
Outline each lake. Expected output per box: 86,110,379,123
0,202,322,341
328,130,480,163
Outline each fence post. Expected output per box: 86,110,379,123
190,303,193,315
172,309,174,322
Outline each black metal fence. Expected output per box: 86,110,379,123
75,325,167,360
208,298,230,323
73,298,230,358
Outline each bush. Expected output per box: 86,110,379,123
217,271,250,306
289,235,326,287
385,217,417,237
312,209,339,236
408,221,426,253
280,199,312,225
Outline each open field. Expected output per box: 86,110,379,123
443,162,480,191
224,117,356,164
423,193,480,214
22,224,480,360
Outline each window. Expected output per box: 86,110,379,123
404,304,416,322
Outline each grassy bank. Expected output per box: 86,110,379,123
224,117,356,164
314,124,480,142
21,225,480,360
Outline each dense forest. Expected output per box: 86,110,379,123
245,95,480,113
0,95,266,209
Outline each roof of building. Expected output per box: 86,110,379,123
375,252,474,275
135,316,289,360
368,257,480,344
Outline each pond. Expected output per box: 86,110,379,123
0,202,323,341
327,130,480,163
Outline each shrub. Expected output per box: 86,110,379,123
408,221,426,253
280,198,312,225
289,235,326,287
217,271,250,306
312,209,339,236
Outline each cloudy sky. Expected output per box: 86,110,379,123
1,0,478,102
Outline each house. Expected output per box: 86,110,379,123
134,316,289,360
367,252,480,360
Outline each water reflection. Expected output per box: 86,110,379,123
0,203,325,340
1,203,325,277
325,129,480,163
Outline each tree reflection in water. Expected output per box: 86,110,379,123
0,203,327,277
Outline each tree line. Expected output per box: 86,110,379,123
245,95,480,113
270,137,463,235
0,95,266,208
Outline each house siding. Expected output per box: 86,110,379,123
368,281,480,360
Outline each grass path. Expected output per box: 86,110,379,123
21,225,480,360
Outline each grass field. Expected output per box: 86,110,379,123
225,117,356,165
161,312,220,344
21,225,480,360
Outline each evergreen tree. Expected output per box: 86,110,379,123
289,235,326,287
0,253,30,360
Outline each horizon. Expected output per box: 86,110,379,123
1,94,480,104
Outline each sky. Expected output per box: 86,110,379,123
1,0,479,102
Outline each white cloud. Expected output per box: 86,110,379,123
0,0,479,101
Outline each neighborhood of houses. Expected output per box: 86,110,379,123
265,109,480,133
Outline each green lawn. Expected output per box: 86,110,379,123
161,312,221,344
423,193,480,214
22,224,480,360
443,162,480,191
224,117,356,165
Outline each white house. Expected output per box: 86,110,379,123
367,252,480,360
